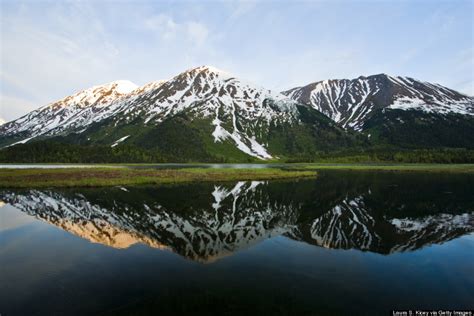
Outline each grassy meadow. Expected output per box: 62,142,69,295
0,167,317,188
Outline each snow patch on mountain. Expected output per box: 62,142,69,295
7,136,35,147
284,74,474,131
0,66,300,159
0,80,141,142
389,96,473,115
111,135,130,147
109,65,296,159
113,80,139,94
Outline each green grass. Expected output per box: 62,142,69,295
0,167,317,188
298,163,474,173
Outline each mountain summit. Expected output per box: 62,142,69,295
0,80,139,146
106,65,301,159
283,74,473,131
0,66,353,160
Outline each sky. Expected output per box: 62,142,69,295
1,0,473,122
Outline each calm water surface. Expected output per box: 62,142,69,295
1,171,473,315
0,163,291,169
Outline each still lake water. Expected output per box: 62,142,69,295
0,163,291,169
0,171,473,315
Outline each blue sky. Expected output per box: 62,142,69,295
1,0,473,122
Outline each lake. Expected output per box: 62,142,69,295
0,171,473,315
0,163,288,169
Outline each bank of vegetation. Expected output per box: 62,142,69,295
0,167,317,188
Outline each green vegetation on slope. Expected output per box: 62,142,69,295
2,140,474,164
266,105,366,158
363,109,474,149
0,142,167,163
1,107,474,164
2,141,474,164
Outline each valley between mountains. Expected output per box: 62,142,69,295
1,66,473,163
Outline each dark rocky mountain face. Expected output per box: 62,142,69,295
283,74,474,131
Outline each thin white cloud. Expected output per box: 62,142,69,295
187,22,209,46
144,14,178,39
144,13,209,46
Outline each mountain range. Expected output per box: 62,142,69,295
1,66,473,162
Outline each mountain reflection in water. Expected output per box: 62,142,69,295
2,172,473,262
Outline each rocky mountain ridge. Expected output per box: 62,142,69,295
283,74,474,131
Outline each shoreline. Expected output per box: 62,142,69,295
0,167,317,188
0,163,473,188
0,162,473,170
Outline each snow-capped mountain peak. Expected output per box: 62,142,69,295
0,80,141,145
49,80,138,110
131,80,167,94
109,65,300,159
283,74,474,131
111,80,139,94
0,66,303,159
188,65,230,75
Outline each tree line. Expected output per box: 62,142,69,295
1,141,473,164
